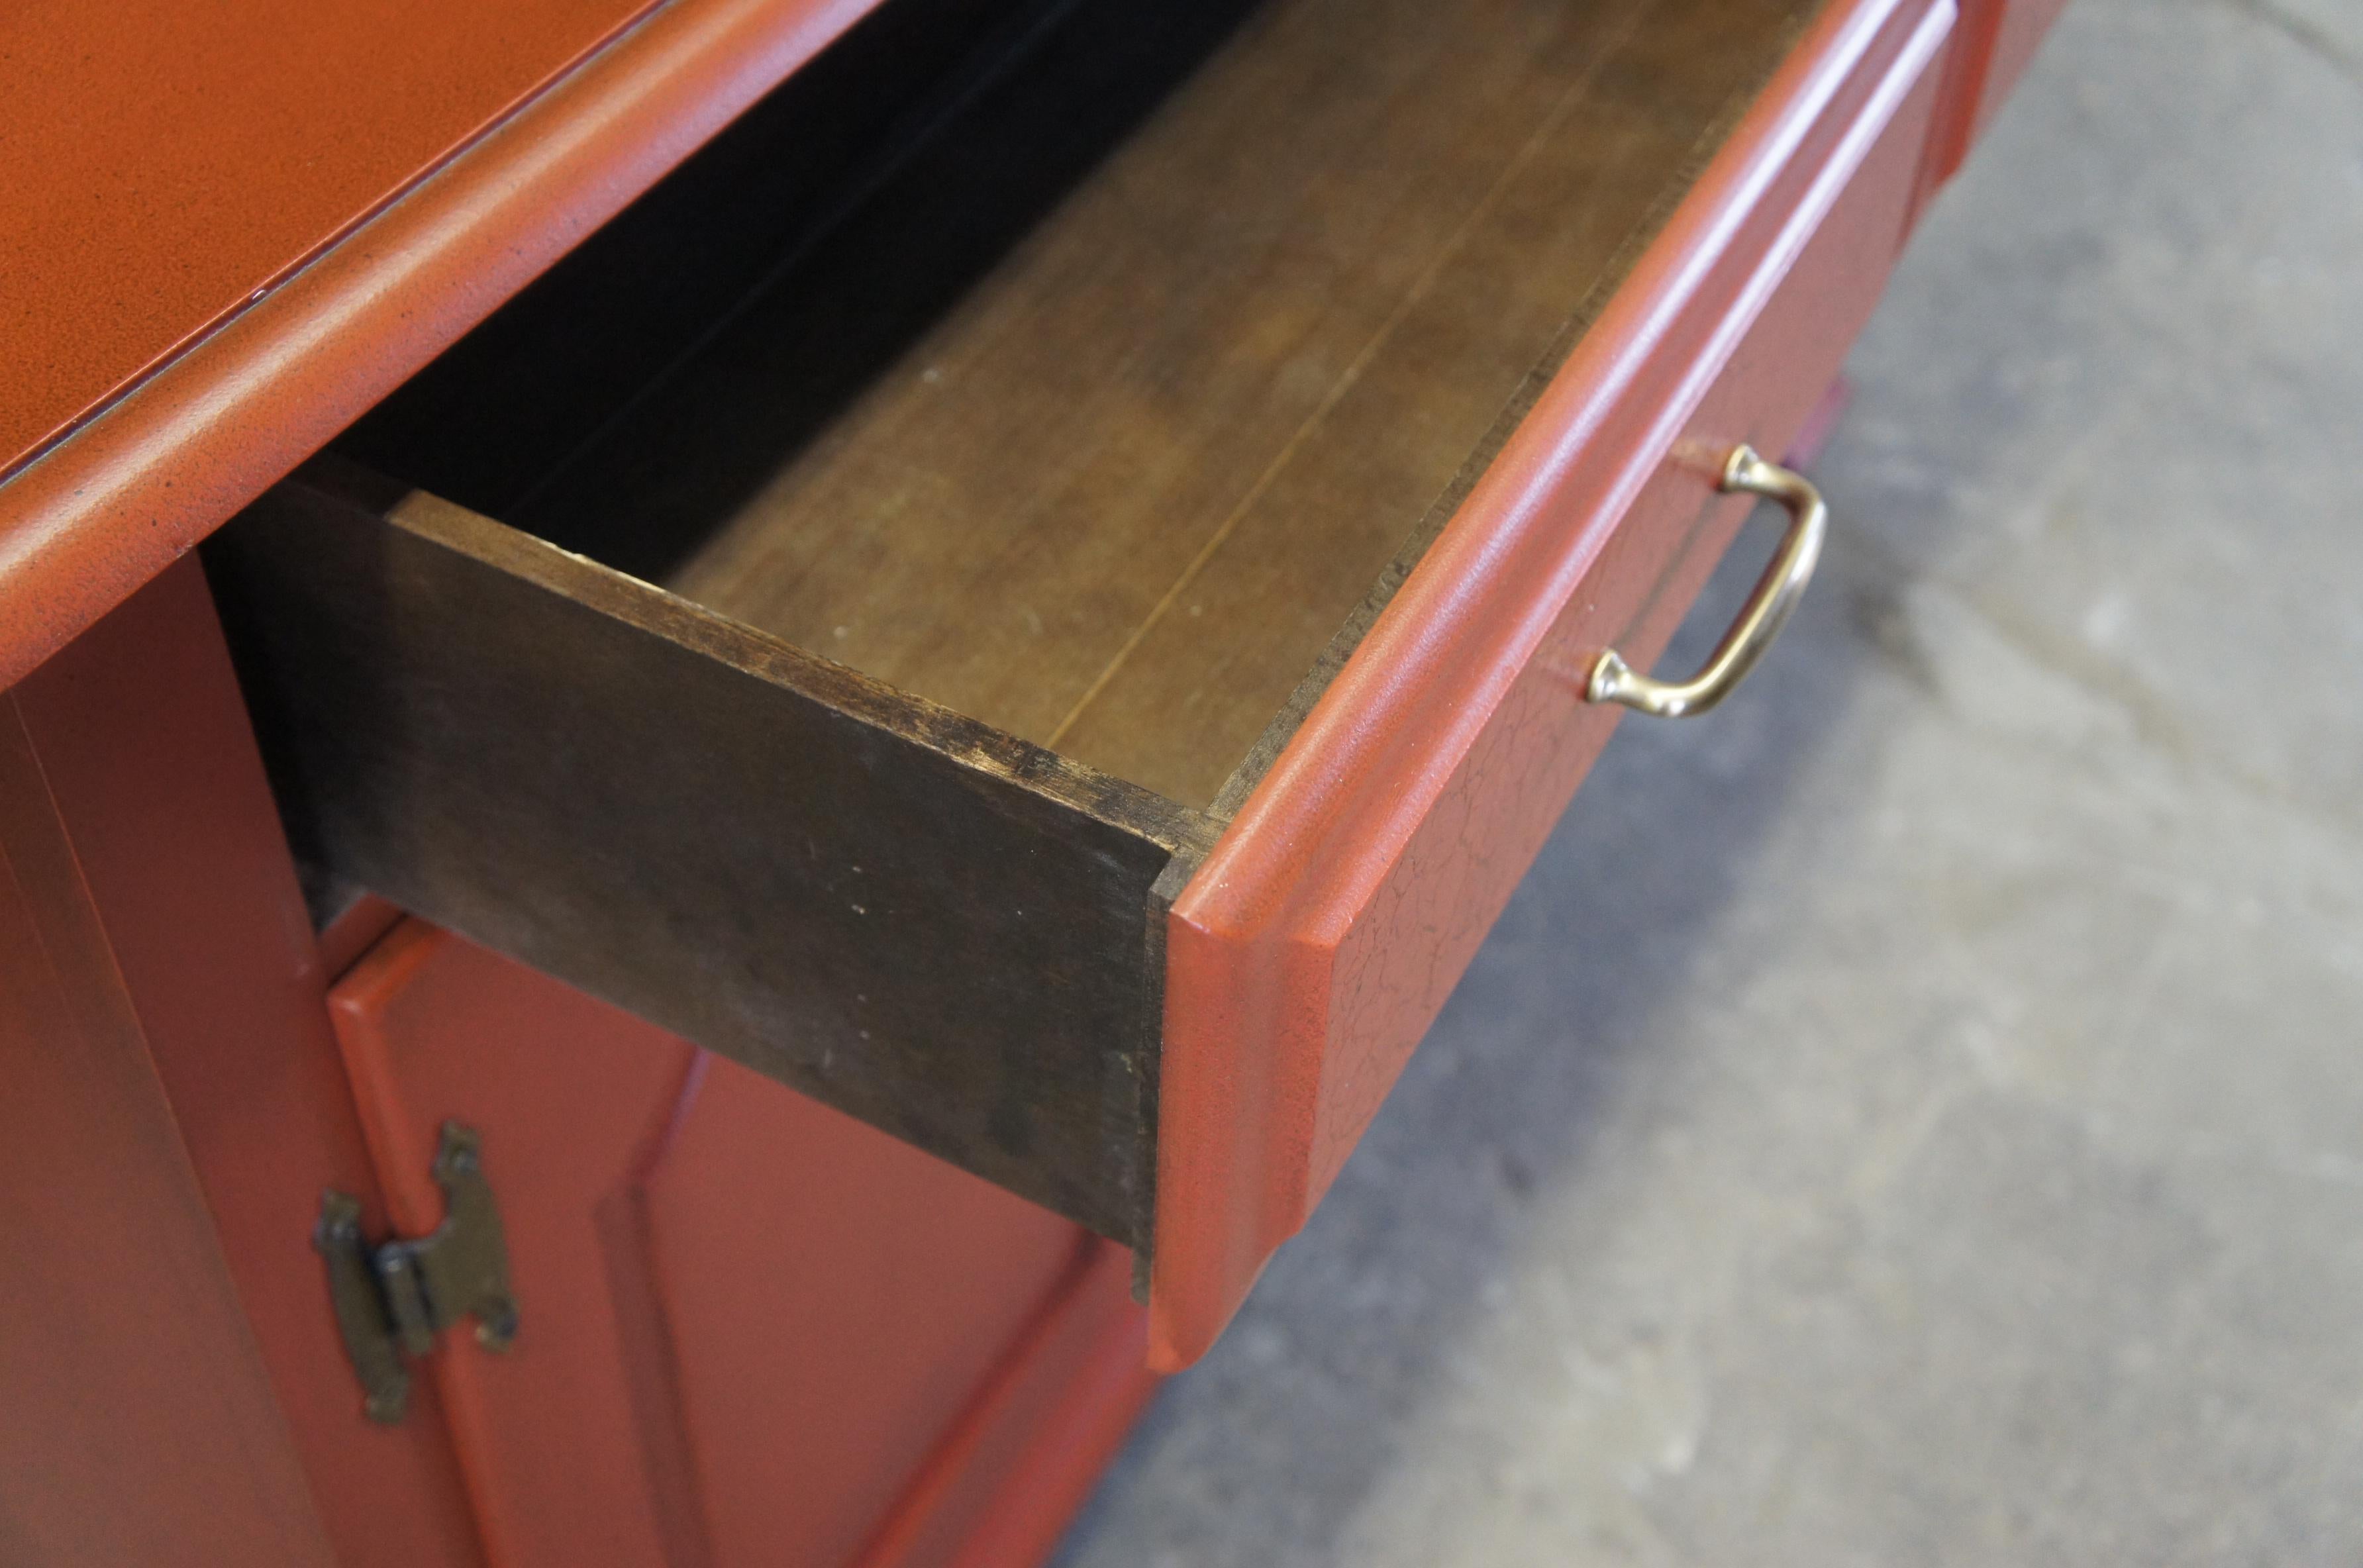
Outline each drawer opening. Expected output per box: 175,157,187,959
212,0,1827,1250
336,0,1802,814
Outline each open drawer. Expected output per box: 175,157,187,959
206,0,1955,1367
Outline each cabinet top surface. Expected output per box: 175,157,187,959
0,0,659,479
0,0,872,691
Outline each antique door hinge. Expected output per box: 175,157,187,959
313,1122,519,1424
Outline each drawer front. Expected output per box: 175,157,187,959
1153,0,1958,1368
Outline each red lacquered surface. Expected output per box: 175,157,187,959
0,0,662,477
332,924,689,1565
1151,0,1958,1369
931,1280,1160,1568
13,561,483,1565
650,1055,1088,1568
328,922,1107,1567
0,624,334,1563
853,1243,1159,1568
0,0,884,692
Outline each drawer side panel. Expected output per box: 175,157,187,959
207,469,1205,1246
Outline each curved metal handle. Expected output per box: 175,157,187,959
1586,444,1826,718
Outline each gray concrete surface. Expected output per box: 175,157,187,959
1055,1,2363,1561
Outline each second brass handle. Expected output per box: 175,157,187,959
1585,444,1826,719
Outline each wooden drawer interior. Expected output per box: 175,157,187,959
333,0,1821,812
209,0,1825,1246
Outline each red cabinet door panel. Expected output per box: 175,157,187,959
1152,0,1958,1368
327,922,1104,1568
648,1053,1089,1568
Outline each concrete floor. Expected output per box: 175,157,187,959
1055,1,2363,1562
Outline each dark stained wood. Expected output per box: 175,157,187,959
1193,0,1819,822
1063,0,1821,812
336,0,1821,812
205,461,1212,1246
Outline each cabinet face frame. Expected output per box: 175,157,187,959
3,560,483,1567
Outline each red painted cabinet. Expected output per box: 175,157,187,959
324,923,1153,1568
1931,0,2073,181
0,559,1153,1567
0,571,340,1566
1154,0,1957,1364
198,0,1970,1389
0,0,2068,1559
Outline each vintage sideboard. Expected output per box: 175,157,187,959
0,0,2062,1561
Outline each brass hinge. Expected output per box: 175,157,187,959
313,1122,519,1424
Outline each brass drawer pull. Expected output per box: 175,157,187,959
1586,444,1827,718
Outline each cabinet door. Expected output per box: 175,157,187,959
327,922,1147,1568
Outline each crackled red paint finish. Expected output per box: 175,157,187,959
13,562,483,1564
1153,0,1959,1371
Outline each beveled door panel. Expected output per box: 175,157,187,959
326,923,1101,1567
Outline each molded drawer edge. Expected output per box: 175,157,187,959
1150,0,1959,1369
